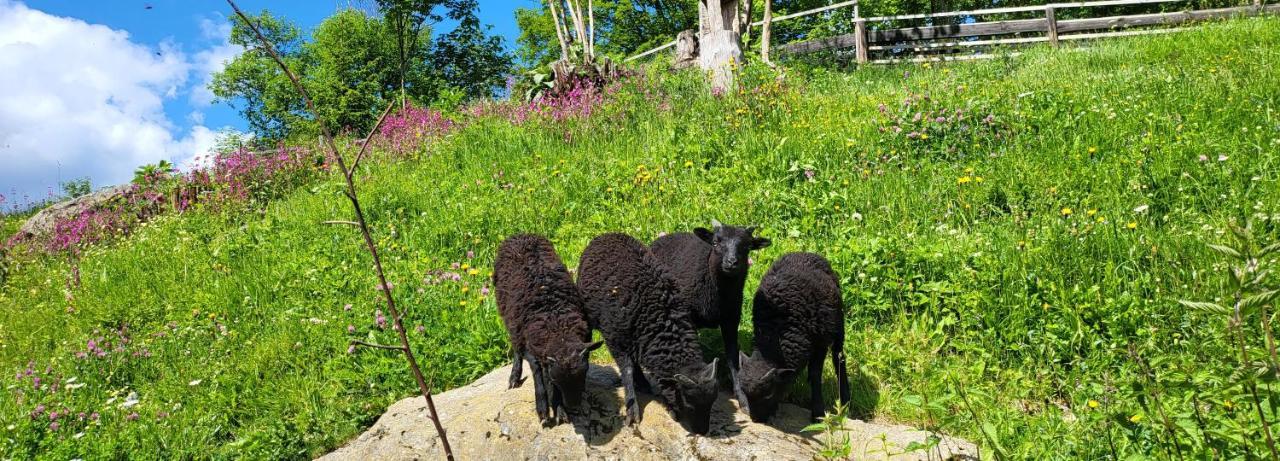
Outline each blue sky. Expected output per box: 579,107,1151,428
0,0,534,208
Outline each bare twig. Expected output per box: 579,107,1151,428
350,100,398,174
322,220,360,226
225,2,455,459
351,340,408,351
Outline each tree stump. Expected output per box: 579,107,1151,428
673,30,699,70
697,0,744,91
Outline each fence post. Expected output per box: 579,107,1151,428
1045,6,1059,48
855,18,868,64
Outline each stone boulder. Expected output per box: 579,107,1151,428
16,185,131,238
319,364,978,460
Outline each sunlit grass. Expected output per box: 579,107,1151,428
2,16,1279,459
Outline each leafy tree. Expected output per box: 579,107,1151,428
430,3,513,99
59,178,91,199
210,10,311,141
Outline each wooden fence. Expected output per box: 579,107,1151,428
627,0,1277,64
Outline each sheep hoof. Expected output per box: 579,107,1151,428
541,417,558,428
507,377,525,389
623,413,640,427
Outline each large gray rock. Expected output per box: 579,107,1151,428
319,364,978,460
16,185,131,238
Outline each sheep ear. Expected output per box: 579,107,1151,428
694,228,714,244
580,340,604,358
673,374,697,387
751,237,772,250
702,358,719,381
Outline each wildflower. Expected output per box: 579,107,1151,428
1088,146,1098,154
480,286,491,296
1217,154,1228,162
1087,399,1100,409
416,324,425,334
1198,154,1208,162
126,413,140,421
49,422,59,431
920,133,930,140
189,379,202,386
347,345,356,354
461,263,470,271
344,304,352,312
375,310,387,329
347,324,356,334
975,176,984,183
459,300,468,306
1129,414,1143,423
1061,207,1073,217
1133,204,1149,214
957,176,972,184
466,250,475,259
684,160,694,168
467,268,480,276
1224,399,1234,409
1127,222,1138,229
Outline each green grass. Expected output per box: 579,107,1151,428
3,16,1280,459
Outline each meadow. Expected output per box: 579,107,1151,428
2,15,1279,459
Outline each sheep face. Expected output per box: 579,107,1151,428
657,358,719,435
694,220,771,276
734,351,796,422
544,340,604,410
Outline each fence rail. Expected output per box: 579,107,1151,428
627,0,1275,65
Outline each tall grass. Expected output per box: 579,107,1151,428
1,16,1278,459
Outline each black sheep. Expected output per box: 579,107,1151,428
494,234,603,427
650,220,771,377
734,252,850,422
577,233,720,435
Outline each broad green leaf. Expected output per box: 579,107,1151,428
1178,299,1229,315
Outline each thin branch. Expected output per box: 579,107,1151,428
351,340,408,351
350,99,398,175
322,220,360,226
225,2,455,459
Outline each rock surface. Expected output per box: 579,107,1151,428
319,364,978,460
16,185,131,238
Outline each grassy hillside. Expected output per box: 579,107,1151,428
3,16,1279,459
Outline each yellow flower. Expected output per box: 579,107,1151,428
920,133,930,140
461,286,469,294
606,187,614,192
1061,207,1073,217
975,176,985,183
461,263,470,270
957,176,972,184
1087,209,1097,217
1088,146,1098,154
459,300,468,306
1087,399,1100,409
1126,221,1138,229
467,268,480,276
964,167,975,174
1129,414,1143,423
684,160,694,168
1224,400,1234,409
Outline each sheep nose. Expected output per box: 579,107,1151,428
725,257,738,266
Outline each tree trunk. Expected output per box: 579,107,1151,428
546,0,571,60
761,0,773,65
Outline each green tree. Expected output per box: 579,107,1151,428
209,10,311,141
431,2,512,99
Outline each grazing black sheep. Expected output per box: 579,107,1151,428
734,252,850,422
494,234,603,427
650,220,771,376
577,233,720,435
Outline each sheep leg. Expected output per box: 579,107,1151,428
808,352,826,421
721,318,741,377
551,383,570,425
832,340,850,409
527,353,553,426
508,346,525,389
618,357,642,426
632,360,652,393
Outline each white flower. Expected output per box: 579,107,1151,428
1133,205,1150,214
189,379,202,386
1218,154,1228,162
66,383,86,390
121,391,140,408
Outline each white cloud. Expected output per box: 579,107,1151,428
0,1,231,201
190,16,241,107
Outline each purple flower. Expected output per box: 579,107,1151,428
126,412,139,421
480,286,490,296
33,404,45,416
465,250,475,259
90,412,100,421
49,421,59,431
375,310,387,329
343,304,352,311
804,169,816,180
347,324,356,334
415,324,425,334
347,345,356,354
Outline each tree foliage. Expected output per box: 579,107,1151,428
211,5,509,141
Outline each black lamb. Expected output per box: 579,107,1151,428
734,252,850,422
577,233,720,435
650,220,771,377
494,234,603,427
